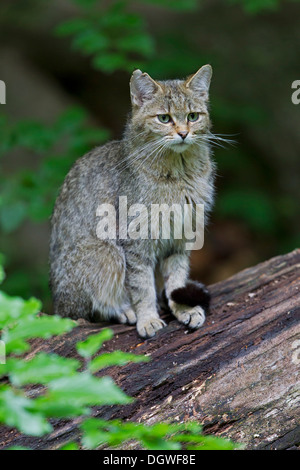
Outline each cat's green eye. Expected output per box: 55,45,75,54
187,112,200,122
157,114,171,124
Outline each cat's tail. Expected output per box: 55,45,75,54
170,280,211,311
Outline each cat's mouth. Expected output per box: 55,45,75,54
169,140,191,154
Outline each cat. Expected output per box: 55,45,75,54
49,65,215,338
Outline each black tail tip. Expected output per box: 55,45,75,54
170,280,211,311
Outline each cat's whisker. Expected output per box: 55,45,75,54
148,140,174,171
117,139,166,174
194,133,236,150
209,132,239,138
133,139,168,173
114,139,159,172
206,132,237,146
135,138,170,171
201,138,228,149
204,140,228,150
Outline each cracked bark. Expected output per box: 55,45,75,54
0,249,299,450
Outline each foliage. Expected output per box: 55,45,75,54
54,0,297,75
0,107,109,233
55,1,155,73
229,0,281,14
79,418,235,450
0,0,296,235
0,262,240,450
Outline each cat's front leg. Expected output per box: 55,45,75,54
126,261,166,338
161,253,210,329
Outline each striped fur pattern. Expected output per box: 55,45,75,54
49,66,215,338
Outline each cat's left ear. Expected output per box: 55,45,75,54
185,65,212,100
130,69,162,107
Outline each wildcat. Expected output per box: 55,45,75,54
49,65,215,338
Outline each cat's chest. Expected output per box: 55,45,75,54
143,177,206,207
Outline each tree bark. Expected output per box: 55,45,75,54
1,249,299,450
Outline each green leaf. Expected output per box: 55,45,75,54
0,292,41,329
141,438,181,450
55,18,90,36
18,297,42,317
60,442,80,450
89,350,149,373
47,373,132,406
101,4,142,30
6,353,80,386
80,417,128,449
187,435,241,450
73,0,99,7
0,387,52,436
2,315,75,354
72,30,109,54
116,33,154,56
80,418,181,450
6,446,31,450
229,0,280,14
141,0,198,11
80,414,242,450
76,328,114,358
54,106,87,134
33,396,89,418
13,121,56,152
92,53,128,73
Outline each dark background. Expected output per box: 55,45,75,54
0,0,299,311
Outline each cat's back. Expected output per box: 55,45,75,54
51,140,123,239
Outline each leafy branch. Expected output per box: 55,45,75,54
0,260,240,450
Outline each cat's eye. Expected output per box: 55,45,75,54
187,112,200,122
157,114,171,124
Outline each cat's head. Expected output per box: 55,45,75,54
129,65,212,154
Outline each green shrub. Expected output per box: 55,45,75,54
0,260,240,450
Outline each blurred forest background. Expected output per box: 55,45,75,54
0,0,299,313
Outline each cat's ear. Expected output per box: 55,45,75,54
185,65,212,100
130,70,162,107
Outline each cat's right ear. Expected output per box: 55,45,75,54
130,70,161,107
185,65,212,100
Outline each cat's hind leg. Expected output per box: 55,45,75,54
51,239,136,325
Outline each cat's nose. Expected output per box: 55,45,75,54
177,131,188,140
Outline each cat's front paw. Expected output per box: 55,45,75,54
170,302,206,329
137,316,166,338
118,307,137,325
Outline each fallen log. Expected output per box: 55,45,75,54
1,249,299,450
